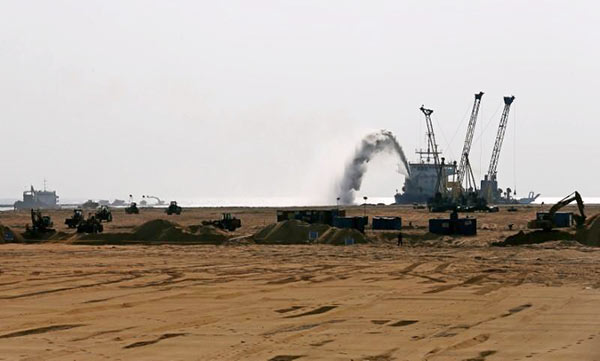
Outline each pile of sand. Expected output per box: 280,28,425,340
576,214,600,246
76,219,229,245
493,230,574,247
254,220,368,245
0,223,24,243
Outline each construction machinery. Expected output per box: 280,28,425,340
25,209,55,236
481,96,515,202
77,215,104,234
95,206,113,222
202,213,241,231
65,208,85,228
455,92,484,192
419,106,441,167
165,201,182,215
527,191,586,231
418,105,455,211
125,202,139,214
143,195,166,206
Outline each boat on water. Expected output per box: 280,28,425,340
518,191,541,205
13,185,59,210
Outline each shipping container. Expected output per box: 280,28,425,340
429,214,477,236
333,216,368,233
535,212,572,228
372,217,402,230
276,209,346,225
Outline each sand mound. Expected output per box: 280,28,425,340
76,219,228,245
254,220,368,245
0,223,24,243
318,227,367,245
576,213,600,246
493,230,574,247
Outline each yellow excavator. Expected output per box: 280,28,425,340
527,191,586,231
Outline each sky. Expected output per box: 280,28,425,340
0,0,598,204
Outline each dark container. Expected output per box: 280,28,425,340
276,209,346,225
429,216,477,236
333,216,368,233
535,212,572,228
428,219,452,235
372,217,402,230
455,218,477,235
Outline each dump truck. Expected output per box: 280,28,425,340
165,201,182,215
202,213,241,231
65,208,85,228
95,206,113,222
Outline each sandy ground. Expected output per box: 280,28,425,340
0,205,599,360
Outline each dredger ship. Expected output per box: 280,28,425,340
394,94,538,205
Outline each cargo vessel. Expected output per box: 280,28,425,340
13,185,59,210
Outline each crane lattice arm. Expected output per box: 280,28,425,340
419,106,440,165
457,92,484,185
486,96,515,180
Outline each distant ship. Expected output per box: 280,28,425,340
518,191,541,204
14,185,59,210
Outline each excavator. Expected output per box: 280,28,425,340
25,209,55,237
527,191,586,231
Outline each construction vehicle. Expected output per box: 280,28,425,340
418,104,455,212
527,191,586,231
95,206,113,222
143,195,166,206
165,201,182,215
451,92,484,195
481,96,515,203
202,213,241,231
77,215,104,234
25,209,55,236
125,202,139,214
65,208,85,228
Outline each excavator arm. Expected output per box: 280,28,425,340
548,191,585,222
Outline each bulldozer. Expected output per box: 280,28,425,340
95,206,113,222
125,202,139,214
77,215,104,234
165,201,182,215
527,191,586,231
202,213,241,231
65,208,85,228
25,209,55,237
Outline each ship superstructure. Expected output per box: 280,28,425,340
395,106,457,204
14,185,59,210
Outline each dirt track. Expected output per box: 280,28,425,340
0,206,599,360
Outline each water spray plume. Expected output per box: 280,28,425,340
338,130,410,205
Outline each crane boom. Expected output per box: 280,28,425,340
486,95,515,180
419,106,440,165
457,92,484,186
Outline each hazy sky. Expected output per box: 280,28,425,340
1,0,598,203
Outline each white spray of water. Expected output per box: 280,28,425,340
338,130,410,205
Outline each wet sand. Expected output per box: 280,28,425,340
0,206,599,360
